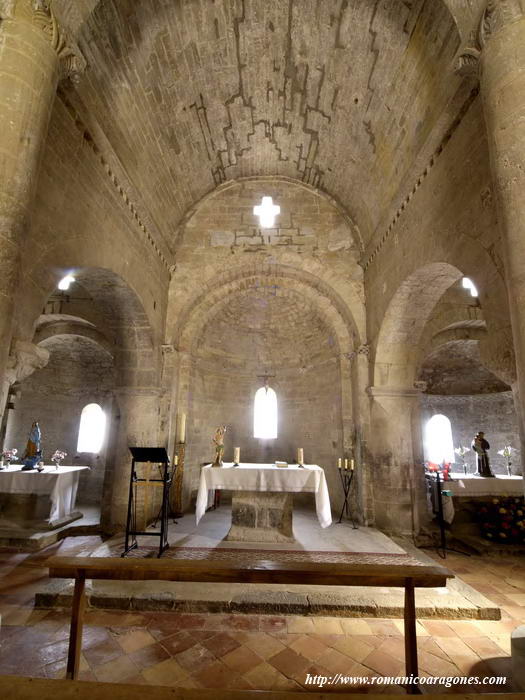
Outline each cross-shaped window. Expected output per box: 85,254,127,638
253,196,280,229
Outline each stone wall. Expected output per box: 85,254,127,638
5,335,115,504
421,392,522,475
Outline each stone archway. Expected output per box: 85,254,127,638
168,263,367,519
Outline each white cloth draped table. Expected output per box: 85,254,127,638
0,465,89,522
196,463,332,528
447,473,524,498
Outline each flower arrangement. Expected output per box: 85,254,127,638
454,446,470,475
1,448,18,466
51,450,67,468
477,496,525,544
424,461,452,481
497,445,515,476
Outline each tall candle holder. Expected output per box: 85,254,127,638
337,458,358,528
172,442,185,518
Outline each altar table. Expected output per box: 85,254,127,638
0,465,89,527
447,472,523,497
196,463,332,541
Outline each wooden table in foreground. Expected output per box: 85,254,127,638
47,554,453,694
195,462,332,542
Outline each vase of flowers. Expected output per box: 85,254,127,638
51,450,67,469
497,445,514,476
454,446,470,475
1,448,18,469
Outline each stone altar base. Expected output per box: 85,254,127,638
226,491,294,543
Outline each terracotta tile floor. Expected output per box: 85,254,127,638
0,536,524,693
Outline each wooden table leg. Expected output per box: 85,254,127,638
404,578,420,694
66,573,86,680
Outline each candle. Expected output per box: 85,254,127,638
178,413,186,444
350,459,355,471
338,458,342,469
174,455,178,466
234,447,240,465
344,458,348,470
297,448,304,465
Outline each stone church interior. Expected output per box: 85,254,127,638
1,0,525,697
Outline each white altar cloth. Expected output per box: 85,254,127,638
196,463,332,528
447,473,524,498
0,465,89,523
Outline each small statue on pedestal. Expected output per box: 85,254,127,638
22,421,42,470
212,425,227,467
471,431,494,477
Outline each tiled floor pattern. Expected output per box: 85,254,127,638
0,536,524,693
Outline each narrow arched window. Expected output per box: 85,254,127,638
254,386,278,439
424,414,455,465
77,403,106,453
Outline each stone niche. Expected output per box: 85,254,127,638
5,333,115,503
419,340,522,475
181,284,345,509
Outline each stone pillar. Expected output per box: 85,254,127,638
367,386,427,534
0,1,83,417
478,2,525,479
101,388,163,533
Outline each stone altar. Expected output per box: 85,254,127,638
195,462,332,543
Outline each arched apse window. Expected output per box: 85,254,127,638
424,414,455,465
77,403,106,453
254,386,278,439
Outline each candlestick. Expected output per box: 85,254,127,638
178,413,186,444
338,458,342,469
234,447,240,465
297,448,304,465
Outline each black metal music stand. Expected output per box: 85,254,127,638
122,447,171,558
337,469,358,528
424,470,470,559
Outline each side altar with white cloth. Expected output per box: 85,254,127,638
0,465,89,529
196,462,332,543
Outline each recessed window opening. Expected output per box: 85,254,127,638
424,414,455,465
254,386,278,439
58,275,75,291
77,403,106,453
462,277,478,297
253,196,280,229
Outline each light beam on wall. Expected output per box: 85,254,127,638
58,275,75,291
253,196,280,229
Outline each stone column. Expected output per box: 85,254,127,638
0,1,83,416
367,386,427,534
478,2,525,475
101,388,163,533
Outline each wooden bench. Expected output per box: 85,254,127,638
2,676,503,700
47,555,453,694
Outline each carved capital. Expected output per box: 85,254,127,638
5,340,49,386
344,343,370,363
4,1,86,83
480,0,525,43
455,0,525,77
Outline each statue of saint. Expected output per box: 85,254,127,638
212,425,227,467
471,431,494,477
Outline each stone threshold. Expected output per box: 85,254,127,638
34,579,500,620
0,521,100,551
